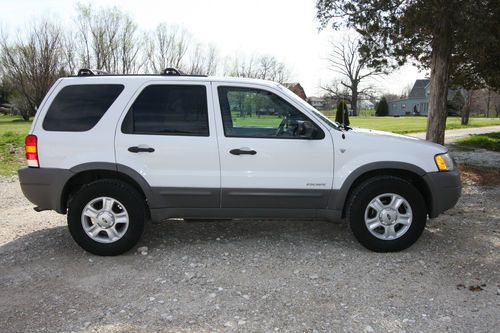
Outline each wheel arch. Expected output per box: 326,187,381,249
61,163,153,214
332,162,433,218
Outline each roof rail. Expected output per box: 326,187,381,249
162,68,182,76
77,69,111,76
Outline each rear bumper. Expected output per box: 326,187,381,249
423,170,461,218
18,167,73,214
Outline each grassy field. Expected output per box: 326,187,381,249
345,116,500,134
0,115,32,176
455,132,500,152
1,114,500,176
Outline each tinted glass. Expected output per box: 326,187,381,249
43,84,124,131
122,85,209,136
218,86,323,139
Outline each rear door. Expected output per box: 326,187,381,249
115,81,220,208
213,83,334,209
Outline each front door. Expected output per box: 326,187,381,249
213,83,334,209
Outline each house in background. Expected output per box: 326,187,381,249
283,82,307,100
359,99,375,109
389,79,430,116
307,96,325,109
388,79,465,116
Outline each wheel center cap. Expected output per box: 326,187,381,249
96,211,115,228
379,208,398,225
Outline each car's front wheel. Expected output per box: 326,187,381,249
67,179,145,256
346,176,427,252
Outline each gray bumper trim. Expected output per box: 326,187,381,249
423,170,461,218
18,167,74,213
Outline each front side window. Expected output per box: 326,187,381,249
218,86,323,139
43,84,124,132
122,85,209,136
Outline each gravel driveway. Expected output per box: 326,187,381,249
0,175,499,333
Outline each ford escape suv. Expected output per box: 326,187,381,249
18,68,461,256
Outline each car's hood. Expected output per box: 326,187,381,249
348,127,447,153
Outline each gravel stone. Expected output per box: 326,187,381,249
0,176,499,332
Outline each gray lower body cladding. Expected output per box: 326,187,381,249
18,166,73,213
17,165,461,222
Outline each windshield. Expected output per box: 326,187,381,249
277,84,340,130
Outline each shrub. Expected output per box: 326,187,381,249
335,100,350,125
375,97,389,116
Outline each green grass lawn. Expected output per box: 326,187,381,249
455,132,500,152
341,116,500,134
1,114,500,176
0,115,32,176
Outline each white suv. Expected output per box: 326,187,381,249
19,68,461,255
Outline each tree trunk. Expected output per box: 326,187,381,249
351,84,358,117
426,9,453,144
486,89,491,117
461,90,472,125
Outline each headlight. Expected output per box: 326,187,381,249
434,153,454,171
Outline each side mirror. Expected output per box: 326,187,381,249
297,120,316,138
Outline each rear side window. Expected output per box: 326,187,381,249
43,84,124,131
121,85,209,136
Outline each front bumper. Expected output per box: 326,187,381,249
18,167,73,214
423,169,461,218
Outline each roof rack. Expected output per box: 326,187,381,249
74,67,208,77
162,68,182,76
77,68,111,76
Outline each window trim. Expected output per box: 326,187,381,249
42,84,125,132
217,86,325,140
121,84,210,137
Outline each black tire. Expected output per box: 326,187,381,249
67,179,146,256
346,176,427,252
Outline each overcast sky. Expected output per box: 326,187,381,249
0,0,427,97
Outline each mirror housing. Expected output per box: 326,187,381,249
297,120,316,138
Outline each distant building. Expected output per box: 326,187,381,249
307,96,326,109
283,82,307,100
359,100,374,109
388,79,465,116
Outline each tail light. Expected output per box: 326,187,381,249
25,135,39,167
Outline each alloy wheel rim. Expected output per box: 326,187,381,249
364,193,413,240
81,197,129,243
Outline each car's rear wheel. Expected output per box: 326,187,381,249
67,179,145,256
346,176,427,252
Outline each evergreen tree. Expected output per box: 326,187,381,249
335,100,350,125
375,97,389,116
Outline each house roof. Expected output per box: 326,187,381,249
308,96,324,102
408,79,430,99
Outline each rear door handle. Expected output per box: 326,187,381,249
128,146,155,153
230,148,257,155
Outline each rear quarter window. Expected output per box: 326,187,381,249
42,84,124,132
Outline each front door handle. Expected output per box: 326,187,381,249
128,146,155,153
230,148,257,155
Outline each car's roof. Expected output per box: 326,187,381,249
62,75,281,89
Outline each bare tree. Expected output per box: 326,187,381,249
75,4,143,74
325,35,384,115
400,83,413,99
225,54,290,83
0,20,65,120
186,43,218,75
145,24,190,73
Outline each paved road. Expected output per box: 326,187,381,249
407,125,500,143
